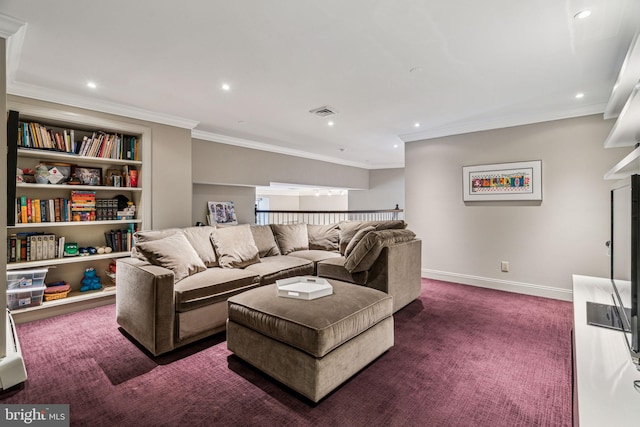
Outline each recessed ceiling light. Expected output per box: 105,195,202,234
393,144,399,148
574,10,591,19
328,121,334,127
87,81,97,89
575,92,585,99
414,122,421,128
221,83,231,91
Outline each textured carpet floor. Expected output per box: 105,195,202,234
0,279,573,426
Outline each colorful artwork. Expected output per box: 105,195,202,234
463,161,542,201
207,201,238,225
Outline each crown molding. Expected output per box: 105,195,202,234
7,81,199,129
0,13,24,39
192,129,403,170
400,102,607,142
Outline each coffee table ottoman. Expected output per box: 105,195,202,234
226,279,394,402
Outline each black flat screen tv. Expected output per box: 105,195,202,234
589,174,640,368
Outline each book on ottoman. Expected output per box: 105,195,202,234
276,276,333,300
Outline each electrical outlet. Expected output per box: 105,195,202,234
501,261,509,272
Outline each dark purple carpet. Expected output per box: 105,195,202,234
0,279,573,426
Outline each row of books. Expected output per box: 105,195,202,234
71,190,96,222
15,195,136,224
16,196,72,224
7,233,66,263
17,121,139,161
105,229,134,253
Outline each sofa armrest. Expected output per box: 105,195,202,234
116,257,177,356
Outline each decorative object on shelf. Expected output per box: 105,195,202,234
207,201,238,225
63,242,79,257
44,281,71,301
67,173,81,185
106,168,123,187
71,166,102,186
44,162,71,184
80,267,102,292
117,202,136,220
34,163,49,184
462,160,542,202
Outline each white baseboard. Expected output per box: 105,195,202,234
422,269,573,302
0,310,27,390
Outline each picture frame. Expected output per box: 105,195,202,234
72,166,103,186
462,160,542,201
207,201,238,225
105,168,124,187
43,162,71,184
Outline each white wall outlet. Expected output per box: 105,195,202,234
501,261,509,272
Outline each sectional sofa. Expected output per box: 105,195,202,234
116,220,421,356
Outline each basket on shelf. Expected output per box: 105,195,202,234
44,282,71,302
44,289,71,301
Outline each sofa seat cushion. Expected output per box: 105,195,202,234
245,255,314,285
174,267,260,312
227,280,393,358
287,249,341,264
317,257,368,285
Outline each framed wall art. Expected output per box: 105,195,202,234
462,160,542,201
207,201,238,225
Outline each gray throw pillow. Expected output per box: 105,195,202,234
134,232,207,282
182,226,218,267
270,223,309,255
210,225,261,268
344,225,376,257
308,223,339,251
250,225,281,257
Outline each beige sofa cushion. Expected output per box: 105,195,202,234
250,225,281,257
344,225,376,257
134,232,207,282
210,225,261,268
338,220,407,254
182,226,218,267
271,223,309,255
344,229,416,273
131,228,181,262
307,223,339,251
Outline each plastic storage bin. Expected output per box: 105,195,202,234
6,268,48,290
7,286,46,310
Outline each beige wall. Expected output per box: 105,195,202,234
8,95,193,230
192,138,369,188
192,138,370,222
192,184,256,225
349,168,404,211
406,115,630,300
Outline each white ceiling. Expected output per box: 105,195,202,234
2,0,640,169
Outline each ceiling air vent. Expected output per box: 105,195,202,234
309,106,337,117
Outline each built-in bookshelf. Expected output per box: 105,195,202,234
5,101,151,322
604,34,640,181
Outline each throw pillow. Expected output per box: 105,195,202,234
250,225,281,257
270,223,309,255
345,229,416,273
344,225,376,257
182,226,218,267
307,223,339,251
338,220,406,254
134,232,207,282
132,228,181,262
210,225,261,268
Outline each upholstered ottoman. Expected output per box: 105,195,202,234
226,279,394,402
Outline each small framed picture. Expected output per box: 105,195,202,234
72,166,103,186
105,169,124,187
43,162,71,184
